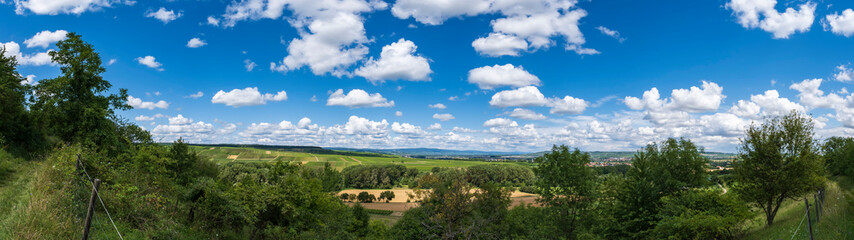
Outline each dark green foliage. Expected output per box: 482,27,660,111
30,32,130,154
342,164,418,189
823,136,854,178
605,138,710,239
380,190,395,202
390,170,512,239
341,193,350,201
351,203,370,237
733,111,825,225
357,191,376,203
0,48,44,157
304,162,343,192
651,189,751,239
593,164,630,175
533,145,596,238
465,164,534,187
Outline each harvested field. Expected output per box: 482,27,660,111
338,189,418,203
226,155,239,160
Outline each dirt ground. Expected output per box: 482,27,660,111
226,155,238,160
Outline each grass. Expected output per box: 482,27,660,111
741,177,854,240
193,145,533,171
365,209,394,215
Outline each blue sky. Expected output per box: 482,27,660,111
3,0,854,152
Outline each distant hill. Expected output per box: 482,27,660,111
327,147,527,157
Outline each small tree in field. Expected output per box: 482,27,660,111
534,145,595,238
733,111,824,226
340,193,350,202
380,191,395,203
357,192,376,203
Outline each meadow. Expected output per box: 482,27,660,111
190,145,534,172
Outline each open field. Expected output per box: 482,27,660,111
192,145,534,171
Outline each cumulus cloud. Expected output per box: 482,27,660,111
428,123,442,130
207,16,220,26
355,38,432,83
326,89,394,108
136,56,163,71
22,74,37,85
548,96,588,114
490,86,548,107
433,113,455,121
835,64,853,82
221,0,387,77
468,64,540,89
740,90,805,116
14,0,134,15
211,87,288,107
186,91,204,99
726,0,815,39
395,111,403,117
24,30,67,48
1,41,54,66
146,7,182,24
393,0,596,56
428,103,446,109
624,81,725,113
127,96,169,110
186,38,206,48
392,122,426,135
483,118,517,127
471,33,528,57
824,9,854,37
508,108,546,120
135,115,156,121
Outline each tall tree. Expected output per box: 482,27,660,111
0,47,42,155
822,137,854,177
733,111,825,225
533,145,595,239
30,32,129,148
608,138,709,239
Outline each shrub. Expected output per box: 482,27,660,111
357,192,376,203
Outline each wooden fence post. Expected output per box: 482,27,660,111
82,179,100,240
805,198,814,240
815,194,820,223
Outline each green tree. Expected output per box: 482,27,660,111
733,111,825,225
350,203,370,237
0,47,43,156
357,192,376,203
30,32,130,150
533,145,595,239
822,137,854,177
380,190,395,203
607,138,709,239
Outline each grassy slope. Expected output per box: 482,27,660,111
193,146,532,171
742,178,854,240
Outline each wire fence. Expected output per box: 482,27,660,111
76,154,124,240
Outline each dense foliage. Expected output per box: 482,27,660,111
341,164,419,189
465,164,534,188
823,136,854,178
733,111,825,225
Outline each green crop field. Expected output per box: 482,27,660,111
191,145,534,171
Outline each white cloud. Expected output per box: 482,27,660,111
395,111,403,117
483,118,517,127
211,87,287,107
127,96,169,110
355,38,432,83
548,96,588,114
21,74,36,85
428,123,442,130
186,91,204,99
490,86,548,107
428,103,446,109
186,38,206,48
835,64,853,82
146,7,182,24
223,0,386,77
244,59,257,72
14,0,133,15
596,26,624,42
726,0,815,39
392,122,426,135
136,56,163,71
393,0,595,56
1,41,54,66
326,89,394,108
824,9,854,37
24,30,67,48
468,64,540,89
107,59,117,65
169,114,194,125
135,115,156,121
624,81,725,112
508,108,546,120
742,90,805,116
472,33,528,57
433,113,455,121
206,16,220,26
